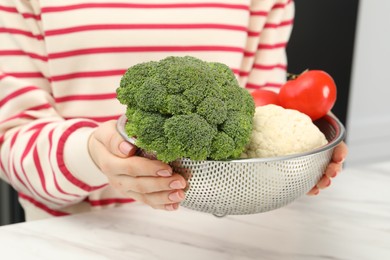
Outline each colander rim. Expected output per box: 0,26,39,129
116,113,345,164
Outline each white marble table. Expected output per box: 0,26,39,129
0,162,389,260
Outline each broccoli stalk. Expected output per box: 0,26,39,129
117,56,255,162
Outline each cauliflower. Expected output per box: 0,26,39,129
241,104,328,158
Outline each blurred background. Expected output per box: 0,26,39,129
1,0,389,226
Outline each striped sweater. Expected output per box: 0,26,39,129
0,0,294,220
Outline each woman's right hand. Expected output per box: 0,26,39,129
88,120,187,211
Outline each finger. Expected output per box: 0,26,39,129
115,174,186,193
307,186,320,196
93,120,137,158
324,162,343,178
90,137,173,177
316,175,331,190
146,202,181,211
125,156,174,177
126,189,185,208
332,141,348,163
164,203,180,211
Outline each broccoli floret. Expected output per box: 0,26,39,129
125,110,168,155
117,56,255,162
118,61,159,106
210,132,235,160
163,114,217,162
220,111,254,158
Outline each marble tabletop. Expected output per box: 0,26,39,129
0,162,389,260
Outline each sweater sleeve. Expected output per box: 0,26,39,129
0,0,108,210
240,0,294,92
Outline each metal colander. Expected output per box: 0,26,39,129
117,114,345,216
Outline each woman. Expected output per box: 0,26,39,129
0,0,347,220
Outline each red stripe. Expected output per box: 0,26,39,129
247,30,260,37
20,103,51,115
20,130,54,187
0,113,35,125
56,121,107,192
18,130,62,205
230,68,240,75
29,103,52,111
250,10,268,16
274,0,293,9
253,63,287,70
64,115,121,123
8,132,22,187
4,72,46,79
0,50,48,61
0,134,11,181
246,82,283,89
48,46,244,60
48,130,81,198
32,128,81,202
12,164,29,193
10,130,19,149
45,23,247,36
8,131,28,189
264,19,294,29
42,3,249,13
22,13,41,20
248,20,293,37
0,104,51,125
0,156,8,180
0,5,15,13
33,146,73,203
0,86,40,107
0,5,41,20
26,122,51,132
51,69,126,82
258,42,288,49
244,51,255,57
55,93,117,103
19,192,69,217
239,71,249,77
86,198,135,206
0,27,44,40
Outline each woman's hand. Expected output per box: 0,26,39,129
88,120,187,211
307,141,348,195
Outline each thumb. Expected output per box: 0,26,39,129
118,141,137,157
94,120,137,158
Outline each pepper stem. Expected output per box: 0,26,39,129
287,69,309,80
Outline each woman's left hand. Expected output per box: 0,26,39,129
307,141,348,195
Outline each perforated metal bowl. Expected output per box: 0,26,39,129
117,114,345,216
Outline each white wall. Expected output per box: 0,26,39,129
347,0,390,166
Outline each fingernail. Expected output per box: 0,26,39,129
157,169,172,177
119,142,133,155
165,204,178,211
169,180,185,189
308,187,319,196
332,170,339,178
336,158,345,164
168,191,184,202
326,178,332,187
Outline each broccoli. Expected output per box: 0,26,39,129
116,56,255,162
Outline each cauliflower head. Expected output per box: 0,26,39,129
241,104,328,158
